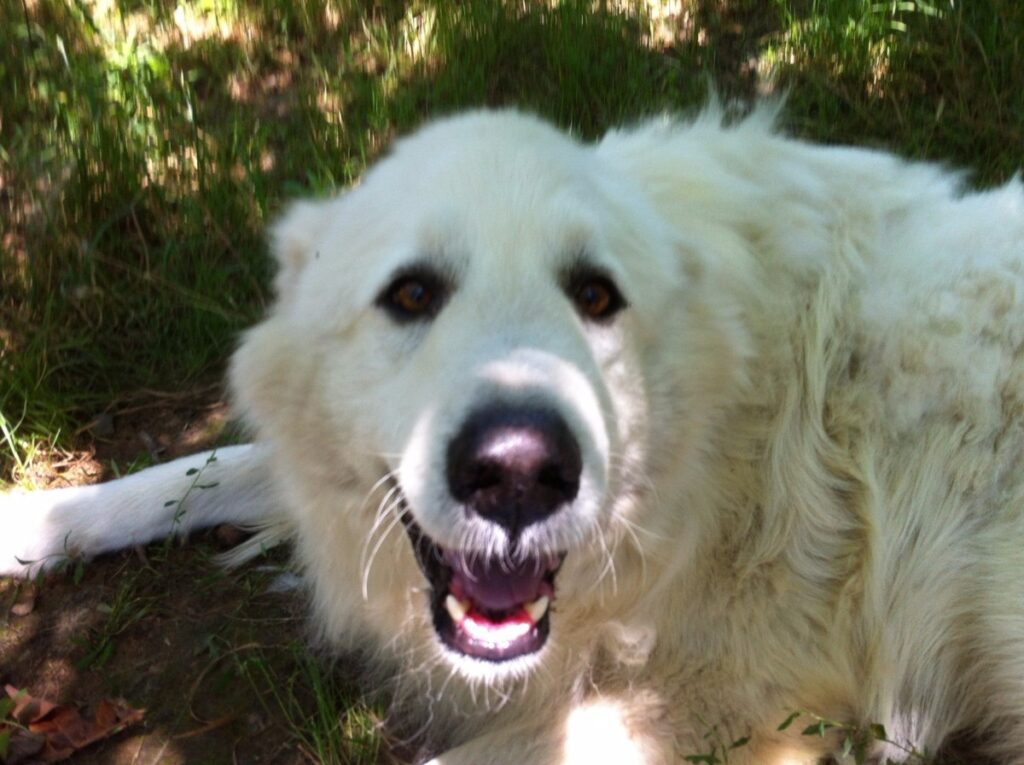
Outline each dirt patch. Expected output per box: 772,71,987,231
21,385,234,492
0,542,316,764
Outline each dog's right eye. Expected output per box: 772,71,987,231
564,267,627,323
376,269,448,322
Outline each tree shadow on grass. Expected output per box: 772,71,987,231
0,0,721,466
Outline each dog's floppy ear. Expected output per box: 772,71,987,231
269,198,334,300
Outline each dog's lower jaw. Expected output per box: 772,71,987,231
398,508,565,663
434,588,553,663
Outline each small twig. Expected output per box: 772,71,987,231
112,383,224,406
185,641,263,724
144,740,171,765
72,384,224,436
129,207,152,277
138,430,164,463
173,713,237,740
127,733,147,765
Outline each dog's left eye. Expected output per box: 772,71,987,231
570,275,626,322
376,268,448,322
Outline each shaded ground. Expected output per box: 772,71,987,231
1,546,306,764
1,394,384,764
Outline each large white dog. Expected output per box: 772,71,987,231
3,106,1024,764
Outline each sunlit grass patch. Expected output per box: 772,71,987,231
765,0,1024,181
234,639,389,764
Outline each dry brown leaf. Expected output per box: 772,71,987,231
7,686,59,724
2,686,144,763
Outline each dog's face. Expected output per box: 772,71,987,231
232,112,743,677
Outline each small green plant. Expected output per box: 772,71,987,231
684,710,942,765
683,716,751,764
0,690,17,759
74,569,153,670
778,709,935,764
161,450,221,537
14,531,86,584
0,688,32,761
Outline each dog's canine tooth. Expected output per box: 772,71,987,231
524,595,549,623
445,593,469,623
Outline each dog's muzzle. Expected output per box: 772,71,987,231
404,405,580,662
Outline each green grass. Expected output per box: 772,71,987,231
1,1,1022,761
1,0,1022,477
235,640,388,764
767,0,1024,180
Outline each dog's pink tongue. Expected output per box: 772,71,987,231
446,552,555,611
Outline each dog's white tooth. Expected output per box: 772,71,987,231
445,594,469,623
525,595,550,623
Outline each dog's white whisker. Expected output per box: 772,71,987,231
615,516,650,585
360,498,405,600
362,484,402,546
358,471,400,514
593,523,618,599
358,484,402,573
356,479,405,585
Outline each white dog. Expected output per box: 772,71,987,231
3,105,1024,764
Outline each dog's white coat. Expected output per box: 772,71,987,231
3,107,1024,764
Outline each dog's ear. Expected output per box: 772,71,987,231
270,198,334,300
230,317,308,437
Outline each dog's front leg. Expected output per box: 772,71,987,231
0,444,283,577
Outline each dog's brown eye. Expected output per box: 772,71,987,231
571,276,625,322
575,282,612,317
376,266,449,323
392,280,433,314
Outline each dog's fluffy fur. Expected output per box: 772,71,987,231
4,106,1024,764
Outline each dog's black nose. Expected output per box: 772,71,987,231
446,406,582,535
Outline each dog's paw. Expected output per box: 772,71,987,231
0,491,72,578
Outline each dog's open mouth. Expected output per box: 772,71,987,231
402,514,563,662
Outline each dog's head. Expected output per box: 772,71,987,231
231,111,746,675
